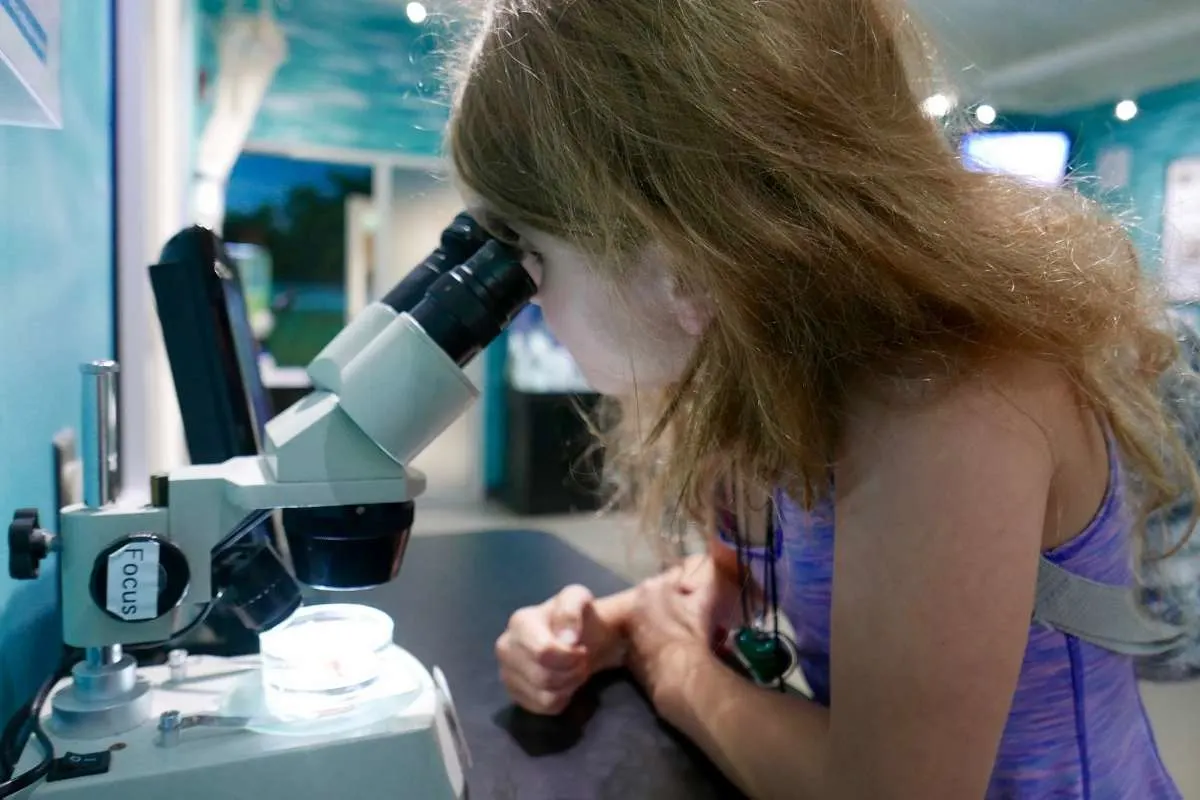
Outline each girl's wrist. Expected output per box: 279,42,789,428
589,588,639,673
654,641,725,726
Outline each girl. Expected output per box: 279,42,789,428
448,0,1190,797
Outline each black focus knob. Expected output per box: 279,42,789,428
9,509,53,580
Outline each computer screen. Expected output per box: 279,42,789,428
150,227,273,463
960,131,1072,187
219,274,275,448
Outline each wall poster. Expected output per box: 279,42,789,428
1163,156,1200,301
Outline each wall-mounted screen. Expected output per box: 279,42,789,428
960,131,1072,187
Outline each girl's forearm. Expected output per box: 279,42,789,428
667,648,833,800
592,575,833,798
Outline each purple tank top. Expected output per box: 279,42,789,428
735,446,1181,797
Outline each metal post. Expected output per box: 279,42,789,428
85,645,123,669
81,361,120,508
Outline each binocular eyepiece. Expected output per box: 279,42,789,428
383,212,535,367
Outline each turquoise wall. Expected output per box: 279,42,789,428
1012,80,1200,266
196,0,448,157
0,2,114,720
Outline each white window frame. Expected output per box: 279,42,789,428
114,0,195,505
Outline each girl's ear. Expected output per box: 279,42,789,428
663,274,712,337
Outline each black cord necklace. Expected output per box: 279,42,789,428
731,495,792,690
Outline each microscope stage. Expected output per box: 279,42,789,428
14,650,466,800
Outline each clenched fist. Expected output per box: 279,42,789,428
495,584,633,715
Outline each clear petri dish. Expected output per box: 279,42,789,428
259,604,395,711
225,646,425,734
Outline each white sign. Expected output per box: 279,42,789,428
1096,147,1131,192
106,541,161,622
0,0,60,127
1162,157,1200,302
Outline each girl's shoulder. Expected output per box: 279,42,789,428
840,357,1107,550
843,357,1090,460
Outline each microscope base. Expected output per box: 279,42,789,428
15,651,466,800
48,656,153,740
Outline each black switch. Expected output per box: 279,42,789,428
46,750,112,782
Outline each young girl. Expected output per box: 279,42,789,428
448,0,1189,796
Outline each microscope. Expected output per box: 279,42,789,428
4,214,535,799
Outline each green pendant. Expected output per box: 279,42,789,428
733,627,793,686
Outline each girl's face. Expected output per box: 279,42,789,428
477,214,703,395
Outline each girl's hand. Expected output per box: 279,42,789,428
496,585,628,715
626,555,742,720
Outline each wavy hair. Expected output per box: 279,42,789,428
446,0,1193,548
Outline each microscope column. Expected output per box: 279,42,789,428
47,361,153,739
81,361,121,669
81,360,119,508
85,645,124,669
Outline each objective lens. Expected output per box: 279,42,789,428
283,502,415,591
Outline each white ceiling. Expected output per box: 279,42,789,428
908,0,1200,113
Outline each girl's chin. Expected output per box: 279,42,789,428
577,368,629,397
581,370,671,399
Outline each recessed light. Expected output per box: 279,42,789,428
1115,99,1138,122
406,2,428,24
974,104,997,126
921,93,953,119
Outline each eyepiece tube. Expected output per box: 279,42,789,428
408,240,536,366
380,212,492,314
307,212,518,392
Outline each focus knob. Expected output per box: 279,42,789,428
89,534,191,623
8,509,54,580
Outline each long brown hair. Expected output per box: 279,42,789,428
446,0,1191,545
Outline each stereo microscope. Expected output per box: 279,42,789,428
4,214,535,799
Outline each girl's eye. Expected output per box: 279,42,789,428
479,214,520,246
494,225,520,246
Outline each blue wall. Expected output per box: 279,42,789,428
0,2,114,720
1015,80,1200,266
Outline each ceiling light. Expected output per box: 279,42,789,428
406,2,428,24
974,104,997,126
1115,99,1138,122
921,93,953,119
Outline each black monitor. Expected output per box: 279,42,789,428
150,226,273,463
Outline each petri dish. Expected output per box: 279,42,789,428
259,604,395,715
222,645,425,735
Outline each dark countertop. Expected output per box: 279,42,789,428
333,529,742,800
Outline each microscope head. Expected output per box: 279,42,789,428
254,213,535,593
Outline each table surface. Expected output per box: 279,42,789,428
334,529,743,800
